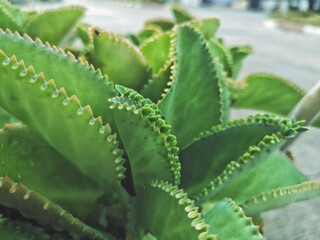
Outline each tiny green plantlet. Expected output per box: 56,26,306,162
0,2,320,240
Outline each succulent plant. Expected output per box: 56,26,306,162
0,2,319,240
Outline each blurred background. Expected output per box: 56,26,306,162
8,0,320,12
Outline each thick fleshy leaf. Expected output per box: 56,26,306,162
191,18,220,40
24,6,85,45
77,22,92,46
192,118,306,204
0,216,29,240
0,123,103,218
140,64,172,103
110,86,180,187
144,18,174,32
131,180,215,240
92,30,151,91
158,25,230,149
140,33,173,102
207,39,233,77
0,0,25,32
179,115,306,195
229,45,252,79
204,198,264,240
209,151,307,204
171,4,194,23
0,29,116,127
125,33,140,46
0,215,71,239
233,73,305,115
0,7,20,32
0,176,109,240
242,181,320,216
0,107,17,128
0,51,125,190
140,32,172,75
137,26,162,44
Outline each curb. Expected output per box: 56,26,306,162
264,19,320,36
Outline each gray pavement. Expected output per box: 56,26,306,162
22,1,320,239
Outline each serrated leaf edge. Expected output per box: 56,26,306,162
208,198,264,239
151,180,216,240
24,5,86,30
208,38,233,77
0,27,112,86
192,116,305,203
95,30,150,70
241,72,305,97
159,25,230,126
193,113,306,144
171,4,195,22
140,31,174,77
0,50,126,183
0,176,108,240
243,180,320,206
110,87,181,185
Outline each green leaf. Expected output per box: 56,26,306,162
192,118,306,204
144,18,174,32
204,198,264,240
179,115,304,195
229,45,252,79
25,6,85,45
125,33,140,46
242,181,320,216
140,32,173,102
77,22,92,46
0,29,116,127
132,180,215,240
0,215,70,239
158,26,230,149
0,216,29,240
0,6,20,32
0,51,125,190
0,123,103,219
210,151,307,204
0,176,109,240
137,26,162,44
140,63,172,103
233,73,305,115
140,32,172,75
0,0,25,32
24,10,38,24
110,86,180,188
207,38,233,77
0,107,18,128
92,30,151,91
171,4,195,23
191,18,220,40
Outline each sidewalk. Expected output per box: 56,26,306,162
265,18,320,36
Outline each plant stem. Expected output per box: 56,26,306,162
281,80,320,151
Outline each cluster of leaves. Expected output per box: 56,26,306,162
0,1,320,239
0,0,85,45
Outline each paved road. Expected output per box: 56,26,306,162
23,1,320,239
